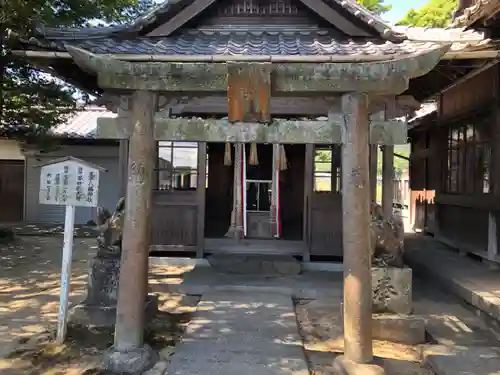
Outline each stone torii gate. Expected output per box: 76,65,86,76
66,45,448,373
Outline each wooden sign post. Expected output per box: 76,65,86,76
37,156,106,344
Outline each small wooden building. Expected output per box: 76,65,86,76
11,0,489,261
409,0,500,267
409,59,500,267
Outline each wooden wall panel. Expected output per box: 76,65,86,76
0,160,24,222
438,205,488,251
151,191,198,249
310,193,343,256
440,66,496,120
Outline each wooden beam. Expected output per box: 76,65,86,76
147,0,217,37
101,93,421,118
339,92,373,364
96,116,408,145
65,45,450,95
113,91,157,357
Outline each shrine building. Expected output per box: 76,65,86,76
10,0,489,261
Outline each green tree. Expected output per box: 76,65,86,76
0,0,154,141
356,0,392,15
397,0,457,27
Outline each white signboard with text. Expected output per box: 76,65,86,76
37,157,105,344
39,159,100,207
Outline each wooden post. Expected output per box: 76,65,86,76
303,143,314,261
56,204,76,344
369,145,378,203
118,140,129,198
341,93,373,364
487,213,499,270
196,142,207,258
382,145,394,219
114,91,157,351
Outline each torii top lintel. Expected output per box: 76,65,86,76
65,44,450,95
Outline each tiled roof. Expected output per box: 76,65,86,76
452,0,500,27
40,30,441,57
17,25,491,59
392,25,490,52
51,107,116,139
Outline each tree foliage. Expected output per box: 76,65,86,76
0,0,154,141
356,0,392,15
397,0,457,27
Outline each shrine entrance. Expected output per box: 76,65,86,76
204,142,305,254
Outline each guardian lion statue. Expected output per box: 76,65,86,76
95,197,125,258
370,202,405,268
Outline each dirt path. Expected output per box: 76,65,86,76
0,236,191,359
0,237,97,354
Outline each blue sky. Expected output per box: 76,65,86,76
384,0,430,24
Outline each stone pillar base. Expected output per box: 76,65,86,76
333,355,385,375
103,343,158,374
70,294,158,328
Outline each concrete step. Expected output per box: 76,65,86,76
206,253,302,276
405,235,500,326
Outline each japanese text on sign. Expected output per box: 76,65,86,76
39,160,101,207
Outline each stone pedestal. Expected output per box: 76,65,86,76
372,267,412,314
70,256,158,328
372,314,426,345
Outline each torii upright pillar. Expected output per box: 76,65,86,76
104,90,158,373
334,93,384,375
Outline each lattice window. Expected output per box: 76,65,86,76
314,145,341,193
216,0,301,16
156,142,198,191
443,114,492,195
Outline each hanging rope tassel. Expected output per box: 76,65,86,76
249,142,259,165
223,142,232,166
279,145,288,171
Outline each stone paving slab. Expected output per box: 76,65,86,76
166,292,309,375
423,345,500,375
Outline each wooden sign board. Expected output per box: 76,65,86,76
38,156,105,207
227,62,271,123
35,156,106,344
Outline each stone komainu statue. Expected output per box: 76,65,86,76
96,197,125,258
370,202,405,268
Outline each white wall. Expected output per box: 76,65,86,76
0,140,24,160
